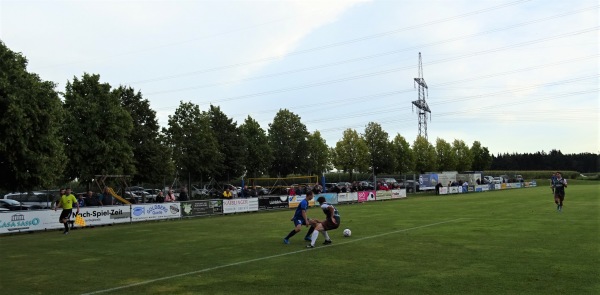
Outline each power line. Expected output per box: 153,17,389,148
131,4,597,86
315,88,598,135
148,27,598,108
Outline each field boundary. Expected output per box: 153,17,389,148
81,218,465,295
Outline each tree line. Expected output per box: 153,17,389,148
1,41,596,192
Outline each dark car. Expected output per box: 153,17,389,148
0,199,31,211
399,180,420,193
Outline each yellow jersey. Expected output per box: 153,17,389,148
60,194,78,209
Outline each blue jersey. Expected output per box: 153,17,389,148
293,198,309,220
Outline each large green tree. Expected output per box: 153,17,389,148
390,133,414,174
470,141,492,171
306,130,331,175
0,41,66,191
332,128,369,179
452,139,472,171
163,101,221,184
63,73,135,183
115,86,173,185
239,116,272,178
268,109,309,176
206,105,247,182
363,122,394,174
412,136,437,173
435,138,456,171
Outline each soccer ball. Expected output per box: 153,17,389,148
343,228,351,237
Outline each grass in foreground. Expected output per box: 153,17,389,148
0,183,598,295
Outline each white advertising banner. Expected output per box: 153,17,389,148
248,198,259,211
336,192,358,203
76,206,131,226
0,206,133,234
439,187,448,195
0,210,58,233
223,198,259,214
376,190,393,200
391,189,407,199
131,203,181,221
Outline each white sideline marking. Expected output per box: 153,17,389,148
81,218,465,295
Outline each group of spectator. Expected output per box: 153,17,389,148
65,186,191,207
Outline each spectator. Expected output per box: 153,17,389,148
165,189,176,202
476,178,481,185
435,182,443,195
77,193,86,208
156,190,165,203
242,185,250,198
222,187,233,199
179,186,189,201
85,191,98,206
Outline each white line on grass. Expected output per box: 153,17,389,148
81,218,465,295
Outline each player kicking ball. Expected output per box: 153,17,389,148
306,196,341,248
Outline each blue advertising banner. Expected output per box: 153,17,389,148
315,193,338,205
419,173,439,190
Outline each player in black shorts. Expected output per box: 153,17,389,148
306,196,340,248
551,172,568,212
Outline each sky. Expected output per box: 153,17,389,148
1,0,598,155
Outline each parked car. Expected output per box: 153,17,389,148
398,180,419,193
492,177,503,184
123,191,141,203
358,181,375,191
254,186,270,195
144,189,161,201
337,182,351,192
192,184,223,198
3,191,56,209
380,178,398,186
483,176,494,184
0,199,31,211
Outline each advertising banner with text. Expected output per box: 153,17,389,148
390,189,407,199
316,193,338,205
223,198,259,214
376,190,392,200
288,195,316,208
337,192,358,203
357,191,376,202
131,203,181,221
258,196,289,210
181,200,215,217
70,206,131,226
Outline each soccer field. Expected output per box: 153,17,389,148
1,182,598,295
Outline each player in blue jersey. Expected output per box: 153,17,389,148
306,196,340,248
283,191,314,244
551,172,568,212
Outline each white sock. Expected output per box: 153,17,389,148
311,230,319,246
323,231,331,241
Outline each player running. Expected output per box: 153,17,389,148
551,172,568,212
283,191,314,244
306,196,340,248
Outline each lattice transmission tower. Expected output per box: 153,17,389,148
412,52,431,139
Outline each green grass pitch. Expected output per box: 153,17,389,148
1,181,598,294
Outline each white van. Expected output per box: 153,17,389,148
3,191,57,209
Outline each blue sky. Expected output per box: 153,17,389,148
1,0,598,155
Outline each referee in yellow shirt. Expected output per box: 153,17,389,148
55,188,79,234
